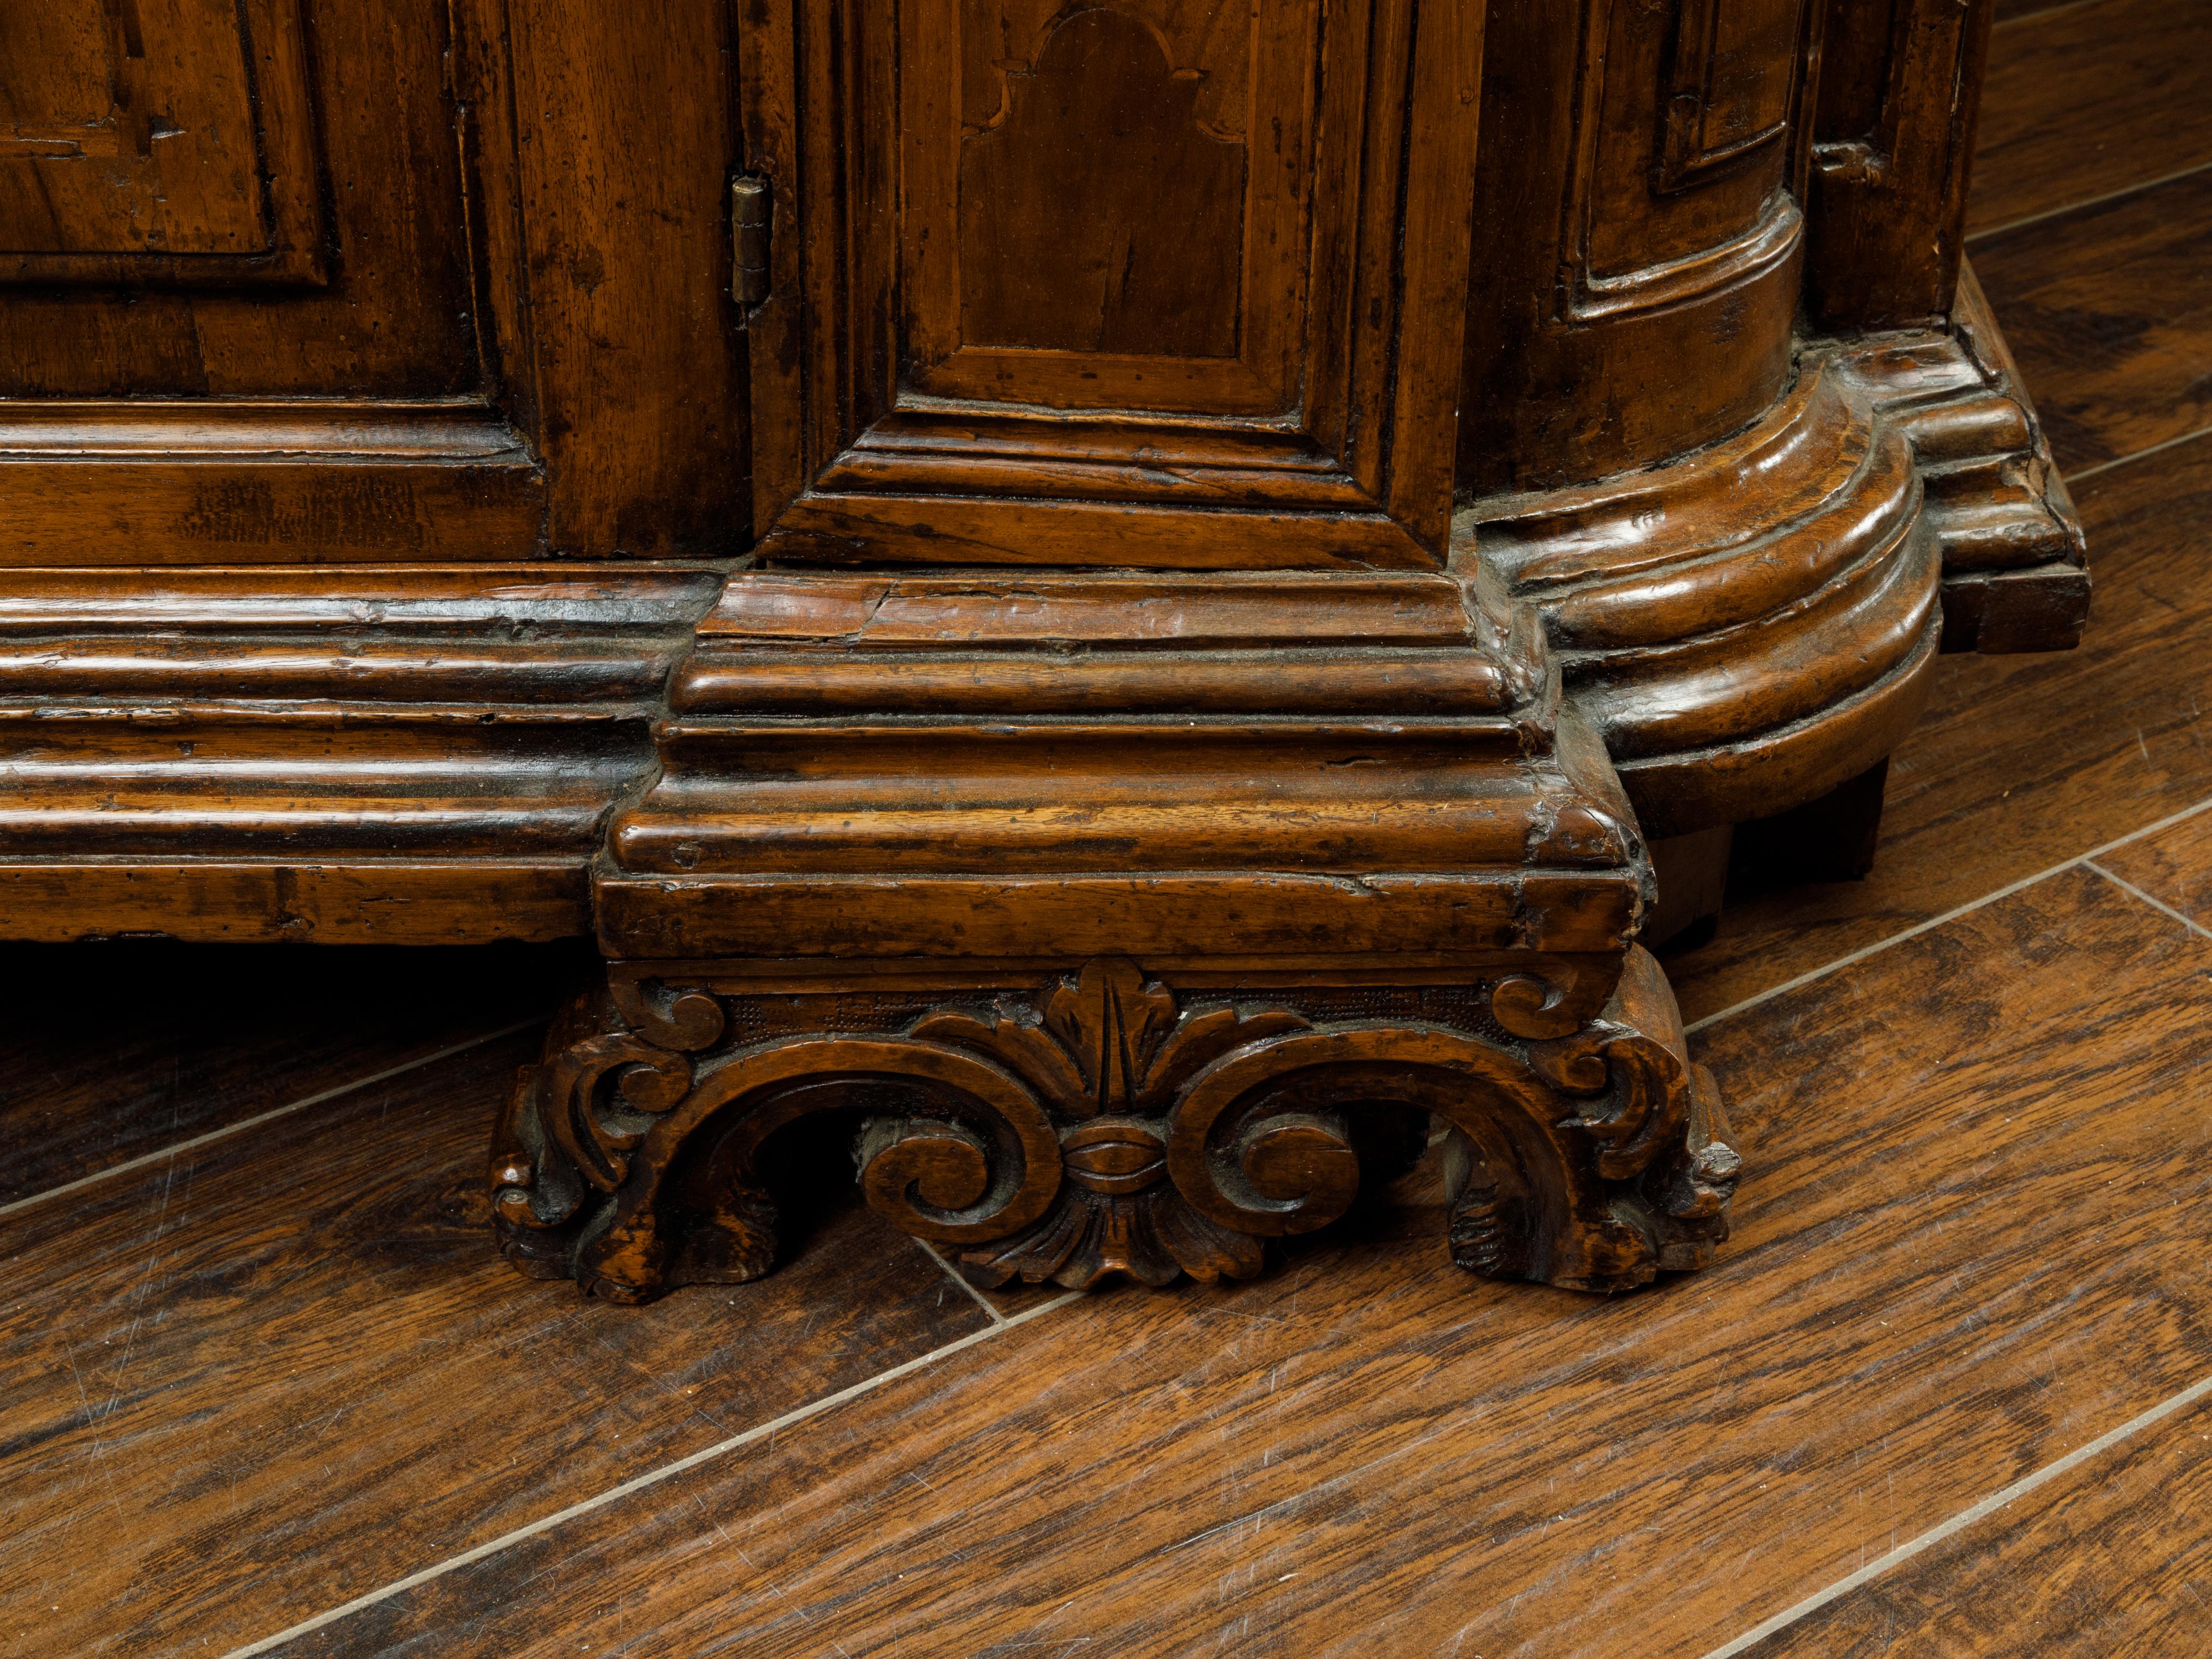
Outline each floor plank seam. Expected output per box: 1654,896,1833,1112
1698,1371,2212,1658
0,1015,553,1224
1991,0,2106,32
914,1237,1012,1325
2083,860,2212,943
217,1290,1088,1659
2063,421,2212,485
1967,156,2212,243
1682,792,2212,1037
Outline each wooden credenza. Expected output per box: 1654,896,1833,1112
1,0,2085,1301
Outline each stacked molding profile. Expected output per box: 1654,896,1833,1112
0,323,2081,1300
0,565,718,941
503,570,1746,1297
0,0,2089,1304
1467,275,2086,838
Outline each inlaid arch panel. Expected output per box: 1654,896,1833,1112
740,0,1485,570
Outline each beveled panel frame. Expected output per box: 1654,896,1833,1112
1657,0,1810,190
899,0,1314,415
1559,0,1819,320
0,0,327,288
739,0,1485,570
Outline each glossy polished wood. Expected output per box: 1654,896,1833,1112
1971,0,2212,234
0,0,2093,1308
495,950,1736,1302
742,0,1481,568
0,565,720,942
2097,804,2212,927
1666,430,2212,1021
1974,165,2212,471
0,0,462,386
0,1031,992,1657
1,15,2194,1650
1752,1396,2212,1655
1457,0,1809,492
272,871,2212,1656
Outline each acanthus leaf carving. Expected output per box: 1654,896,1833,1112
492,952,1741,1301
900,958,1323,1290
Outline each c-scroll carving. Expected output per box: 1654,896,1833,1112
494,951,1740,1302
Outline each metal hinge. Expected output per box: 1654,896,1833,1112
731,174,771,312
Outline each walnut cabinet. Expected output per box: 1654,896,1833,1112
0,1,2085,1300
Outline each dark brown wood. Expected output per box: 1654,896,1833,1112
1805,0,1994,330
1464,297,2081,841
504,1,749,556
740,0,1484,568
0,0,479,398
276,868,2212,1656
1665,426,2211,1021
0,0,2097,1316
0,1029,994,1657
0,564,719,943
495,950,1736,1300
0,0,324,286
0,941,579,1204
1749,1396,2212,1655
1971,0,2212,235
0,403,543,564
1457,0,1811,493
1972,165,2212,472
522,551,1737,1300
0,0,752,562
4,11,2195,1652
2095,801,2212,928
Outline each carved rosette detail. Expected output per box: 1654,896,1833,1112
890,960,1333,1290
492,953,1741,1301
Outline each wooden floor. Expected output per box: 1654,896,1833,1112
4,9,2209,1655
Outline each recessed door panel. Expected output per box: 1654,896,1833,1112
0,0,324,285
901,0,1312,415
742,0,1484,569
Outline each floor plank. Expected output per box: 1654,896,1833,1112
0,1030,998,1657
1971,0,2212,235
1664,434,2212,1021
1746,1393,2212,1656
276,869,2212,1658
1971,169,2212,472
0,941,588,1208
2095,803,2212,932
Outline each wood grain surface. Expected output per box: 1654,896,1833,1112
0,1033,994,1656
0,0,480,399
1665,434,2212,1021
1971,0,2212,234
1973,168,2212,470
2096,800,2212,930
505,1,748,556
0,941,583,1207
1,4,2200,1653
1747,1396,2212,1656
276,870,2212,1657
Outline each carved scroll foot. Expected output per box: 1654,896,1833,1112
1446,946,1741,1289
492,952,1739,1302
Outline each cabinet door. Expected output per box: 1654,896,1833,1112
741,0,1484,570
0,0,324,285
0,3,750,565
